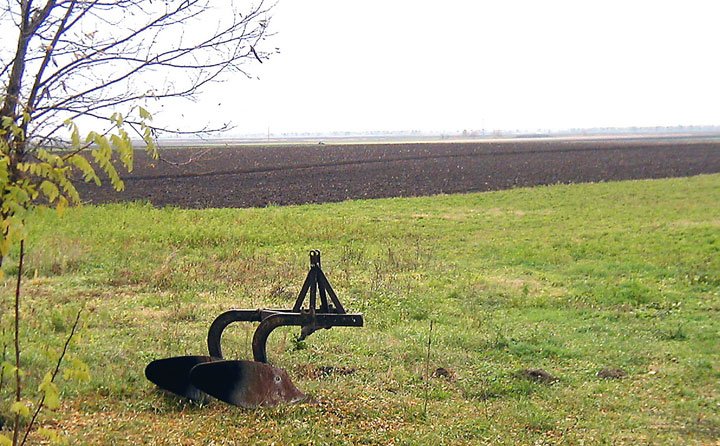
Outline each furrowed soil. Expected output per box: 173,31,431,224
76,136,720,208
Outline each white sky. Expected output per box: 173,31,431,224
165,0,720,135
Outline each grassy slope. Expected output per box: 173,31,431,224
2,174,719,445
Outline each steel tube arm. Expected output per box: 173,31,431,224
252,313,364,363
207,309,263,358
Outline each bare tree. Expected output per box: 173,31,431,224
0,3,273,444
1,0,274,155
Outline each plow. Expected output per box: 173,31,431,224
145,250,364,408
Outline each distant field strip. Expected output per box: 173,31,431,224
75,137,720,208
122,141,712,181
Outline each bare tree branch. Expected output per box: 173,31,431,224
2,0,275,153
25,0,75,116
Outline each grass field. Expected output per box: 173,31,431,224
1,174,719,445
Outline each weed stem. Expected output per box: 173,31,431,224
423,320,433,417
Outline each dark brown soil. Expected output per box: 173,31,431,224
74,137,720,209
432,367,457,382
516,368,559,383
597,368,628,379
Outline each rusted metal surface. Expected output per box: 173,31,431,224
190,360,309,408
145,250,364,408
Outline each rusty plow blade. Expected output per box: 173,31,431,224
190,360,309,408
145,250,363,408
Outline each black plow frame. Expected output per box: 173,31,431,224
207,250,364,363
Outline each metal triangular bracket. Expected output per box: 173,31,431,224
292,250,346,314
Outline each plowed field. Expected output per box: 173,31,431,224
75,137,720,208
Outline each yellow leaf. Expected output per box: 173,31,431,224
39,372,61,409
85,131,97,144
37,428,63,444
57,195,68,217
110,112,121,125
40,180,60,202
0,433,12,446
65,183,81,204
11,401,30,417
138,106,152,120
69,121,81,148
69,154,100,185
1,361,16,376
63,358,91,383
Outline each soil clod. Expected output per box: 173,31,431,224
432,367,456,382
597,367,627,379
516,368,559,383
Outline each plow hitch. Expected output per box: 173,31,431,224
145,250,364,408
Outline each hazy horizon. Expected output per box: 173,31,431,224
147,0,720,138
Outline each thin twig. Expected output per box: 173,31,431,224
11,239,24,446
423,320,433,417
20,308,83,446
0,324,5,393
0,241,5,394
156,147,214,167
1,265,6,393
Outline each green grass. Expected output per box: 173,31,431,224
1,174,719,445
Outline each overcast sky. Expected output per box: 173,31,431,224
164,0,720,135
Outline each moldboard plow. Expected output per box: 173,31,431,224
145,250,364,408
